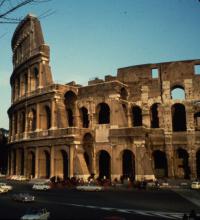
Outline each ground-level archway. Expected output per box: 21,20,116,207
122,149,135,181
18,149,24,175
153,150,168,178
39,150,50,178
55,150,68,180
196,150,200,179
176,148,190,179
27,151,35,178
98,150,111,179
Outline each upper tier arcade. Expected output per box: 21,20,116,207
10,14,53,103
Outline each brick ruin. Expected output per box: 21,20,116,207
7,14,200,181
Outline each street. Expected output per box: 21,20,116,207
0,179,199,220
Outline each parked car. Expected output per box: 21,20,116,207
76,183,103,191
20,208,50,220
12,193,35,202
146,181,160,189
0,182,13,191
32,182,50,191
191,181,200,189
0,187,8,193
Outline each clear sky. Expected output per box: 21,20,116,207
1,0,200,129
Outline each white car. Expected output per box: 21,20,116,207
16,176,28,181
0,182,13,191
191,181,200,189
20,208,50,220
0,187,8,193
12,193,35,202
76,184,103,191
32,183,50,191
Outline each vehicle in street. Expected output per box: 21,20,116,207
0,187,8,193
146,181,160,189
76,183,103,191
191,181,200,189
20,208,50,220
0,182,13,191
32,182,50,191
12,193,35,202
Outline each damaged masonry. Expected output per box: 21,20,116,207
7,14,200,181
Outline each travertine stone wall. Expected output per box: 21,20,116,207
7,15,200,181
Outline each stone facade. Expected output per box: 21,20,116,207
7,14,200,181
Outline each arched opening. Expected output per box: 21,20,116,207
45,151,50,178
196,150,200,179
122,150,135,181
83,133,93,174
171,86,185,100
153,150,168,178
24,74,28,94
80,107,89,128
176,148,190,179
19,149,24,175
172,103,186,131
41,106,51,130
39,150,50,178
132,106,142,127
99,150,111,179
45,106,51,129
27,151,35,178
20,112,26,133
150,103,159,128
67,108,73,127
194,112,200,131
34,67,39,89
14,113,18,134
17,77,20,97
62,150,68,180
64,91,77,127
28,109,36,131
55,150,68,180
21,76,25,96
120,88,128,100
30,67,39,91
97,103,110,124
13,149,17,175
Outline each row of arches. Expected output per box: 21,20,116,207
12,98,200,136
64,90,200,131
116,86,187,101
10,147,200,180
13,105,51,134
13,67,39,101
65,91,199,130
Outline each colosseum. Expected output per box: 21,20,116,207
7,14,200,181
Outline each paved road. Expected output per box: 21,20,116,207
0,180,199,220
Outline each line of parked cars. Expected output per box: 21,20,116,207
32,182,51,191
6,175,28,181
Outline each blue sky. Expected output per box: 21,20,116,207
1,0,200,129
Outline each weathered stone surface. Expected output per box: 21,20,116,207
7,15,200,181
